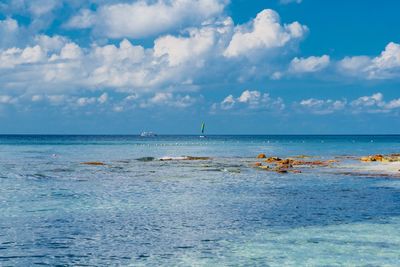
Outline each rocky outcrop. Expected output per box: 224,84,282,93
81,161,106,166
253,155,337,174
360,154,400,162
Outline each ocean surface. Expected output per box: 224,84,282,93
1,135,400,266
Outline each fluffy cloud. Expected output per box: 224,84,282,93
0,9,308,95
76,93,108,106
2,0,60,17
0,95,17,104
139,92,197,108
66,0,228,39
338,42,400,79
0,45,46,68
289,55,330,73
224,9,308,58
0,18,21,48
214,90,285,112
297,93,400,115
350,93,400,113
299,98,346,114
153,19,230,66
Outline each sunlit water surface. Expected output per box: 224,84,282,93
1,135,400,266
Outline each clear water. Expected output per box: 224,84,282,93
1,135,400,266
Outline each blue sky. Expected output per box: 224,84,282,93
1,0,400,134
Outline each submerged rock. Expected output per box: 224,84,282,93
253,154,337,174
158,156,211,161
276,168,288,174
185,156,211,160
293,155,310,159
360,154,400,162
265,157,282,163
81,161,106,166
136,157,155,162
259,166,270,170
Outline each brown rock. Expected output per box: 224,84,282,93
265,157,281,163
254,162,262,167
276,168,288,174
185,156,211,160
257,153,267,159
81,161,106,166
259,166,270,170
371,155,384,161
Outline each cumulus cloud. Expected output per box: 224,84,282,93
350,93,400,113
289,55,330,73
338,42,400,79
214,90,285,112
0,18,21,48
299,98,346,114
76,93,109,106
297,93,400,115
139,92,197,108
0,95,17,104
0,45,46,68
224,9,308,58
66,0,228,39
0,9,308,95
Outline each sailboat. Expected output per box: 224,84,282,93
200,122,206,138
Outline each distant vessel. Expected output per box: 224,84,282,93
200,122,206,138
140,131,157,137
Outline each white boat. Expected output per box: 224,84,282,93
140,131,157,137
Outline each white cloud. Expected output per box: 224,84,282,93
31,94,43,102
47,95,66,105
224,9,308,58
98,93,108,104
0,95,16,104
154,23,222,66
350,93,400,113
299,98,346,114
65,9,95,29
76,96,96,106
338,42,400,79
28,0,59,16
34,35,68,52
66,0,228,39
0,9,309,98
140,92,197,108
28,93,110,108
0,17,18,34
0,45,46,68
290,55,330,73
297,93,400,115
0,18,20,48
214,90,285,112
113,105,124,112
220,95,235,110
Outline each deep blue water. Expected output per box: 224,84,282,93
1,135,400,266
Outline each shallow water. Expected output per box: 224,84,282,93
1,135,400,266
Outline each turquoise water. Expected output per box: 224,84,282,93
1,135,400,266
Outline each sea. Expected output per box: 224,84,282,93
1,135,400,266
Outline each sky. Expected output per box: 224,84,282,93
1,0,400,134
